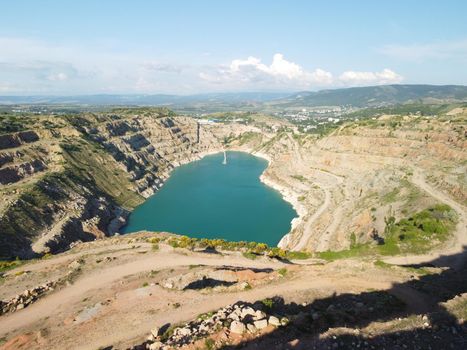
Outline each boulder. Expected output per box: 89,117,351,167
240,306,256,319
178,327,191,336
147,341,163,350
239,281,250,290
230,321,246,334
246,323,257,333
151,327,161,338
68,260,82,270
253,319,268,329
253,310,266,320
228,312,240,321
268,316,281,327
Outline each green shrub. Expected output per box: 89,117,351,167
242,252,258,260
285,251,312,260
261,298,274,309
204,338,215,350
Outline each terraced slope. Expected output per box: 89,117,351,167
0,110,220,259
214,110,466,258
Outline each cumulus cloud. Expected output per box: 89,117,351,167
200,53,333,88
0,37,405,93
310,68,334,85
339,68,403,85
200,54,404,89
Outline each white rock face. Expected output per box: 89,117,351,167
240,306,256,318
268,316,281,327
230,320,246,334
150,327,160,338
253,319,268,329
247,323,258,333
147,341,163,350
253,310,266,320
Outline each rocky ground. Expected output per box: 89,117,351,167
0,232,465,349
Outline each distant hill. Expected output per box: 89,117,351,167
0,92,290,106
271,85,467,108
1,85,466,109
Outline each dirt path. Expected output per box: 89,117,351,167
103,276,391,350
5,243,148,275
384,168,467,270
0,251,285,336
292,168,345,252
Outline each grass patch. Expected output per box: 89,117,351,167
382,187,400,204
204,338,215,350
374,260,393,269
60,138,143,209
197,311,215,321
317,243,373,261
378,204,456,255
277,268,287,277
285,251,312,260
318,204,457,261
237,131,261,146
0,258,23,273
242,252,258,260
448,297,467,321
291,174,307,182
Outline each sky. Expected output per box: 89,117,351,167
1,0,467,95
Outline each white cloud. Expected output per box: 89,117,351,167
310,68,334,85
339,69,403,85
200,53,333,88
0,37,405,93
266,53,304,79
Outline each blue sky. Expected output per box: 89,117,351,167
1,0,466,94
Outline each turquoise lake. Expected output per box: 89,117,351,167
122,151,297,246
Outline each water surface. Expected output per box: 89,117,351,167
122,151,297,246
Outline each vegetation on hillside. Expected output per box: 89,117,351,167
317,204,457,261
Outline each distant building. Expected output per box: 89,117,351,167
198,119,216,125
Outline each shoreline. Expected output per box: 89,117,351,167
121,148,305,250
228,148,306,250
249,150,306,249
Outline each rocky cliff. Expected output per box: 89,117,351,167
0,109,221,259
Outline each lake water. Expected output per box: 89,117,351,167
122,151,297,246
